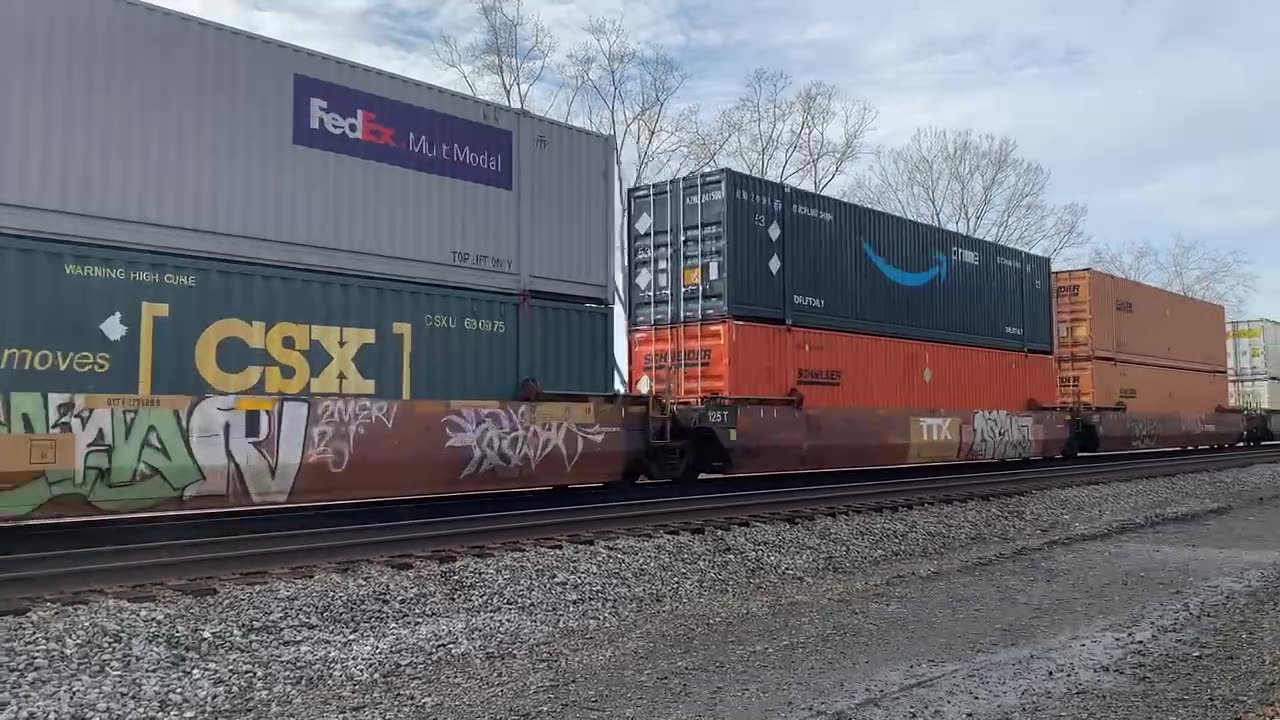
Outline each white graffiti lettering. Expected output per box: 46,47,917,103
441,406,612,478
307,398,398,473
185,396,309,503
966,410,1034,460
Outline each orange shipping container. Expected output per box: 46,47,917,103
629,320,1056,411
1053,269,1227,372
1055,358,1227,413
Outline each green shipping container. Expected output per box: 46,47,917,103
0,233,611,399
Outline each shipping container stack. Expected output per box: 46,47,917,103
626,169,1058,412
1051,269,1228,414
1226,319,1280,410
0,0,619,402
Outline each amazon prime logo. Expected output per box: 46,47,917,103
864,242,949,288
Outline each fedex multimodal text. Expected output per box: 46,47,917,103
291,74,513,191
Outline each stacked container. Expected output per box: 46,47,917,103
627,168,1057,411
1052,269,1227,413
0,0,617,399
1226,319,1280,410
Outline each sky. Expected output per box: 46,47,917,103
149,0,1280,320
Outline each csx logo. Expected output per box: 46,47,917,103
195,319,376,395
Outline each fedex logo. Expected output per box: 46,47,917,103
292,74,514,191
308,98,397,147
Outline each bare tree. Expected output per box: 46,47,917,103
1091,233,1258,315
712,68,877,193
847,127,1089,261
433,0,558,111
568,18,719,198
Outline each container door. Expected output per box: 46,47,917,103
628,182,679,326
677,172,730,323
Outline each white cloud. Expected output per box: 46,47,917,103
143,0,1280,317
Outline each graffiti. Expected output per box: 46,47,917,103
1128,417,1160,449
185,396,308,503
965,410,1034,460
307,398,398,473
0,393,307,518
441,405,611,477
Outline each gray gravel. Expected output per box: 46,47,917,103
4,462,1280,719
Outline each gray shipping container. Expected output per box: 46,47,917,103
0,0,615,303
0,232,611,399
629,169,1053,354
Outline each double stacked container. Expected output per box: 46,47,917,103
0,0,617,399
1052,269,1227,413
1226,319,1280,410
627,168,1056,411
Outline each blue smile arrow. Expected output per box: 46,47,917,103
863,242,948,287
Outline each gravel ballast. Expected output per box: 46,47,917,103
4,463,1280,719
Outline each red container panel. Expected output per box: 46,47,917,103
629,320,1057,411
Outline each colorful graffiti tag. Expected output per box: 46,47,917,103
0,393,627,520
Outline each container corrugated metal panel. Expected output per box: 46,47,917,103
628,170,786,326
628,169,1053,353
1055,358,1227,413
1053,269,1227,372
0,0,614,302
0,233,610,399
787,187,1052,351
519,299,612,393
1226,319,1280,379
1229,379,1280,409
629,321,1056,411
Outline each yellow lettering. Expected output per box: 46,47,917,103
195,318,266,393
0,347,112,373
310,325,375,395
393,322,412,400
95,353,111,373
2,348,32,370
264,322,311,394
138,302,170,394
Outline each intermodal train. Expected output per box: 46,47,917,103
0,0,1272,522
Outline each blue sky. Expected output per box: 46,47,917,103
152,0,1280,319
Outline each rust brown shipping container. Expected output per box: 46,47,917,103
629,320,1057,412
1052,269,1227,372
1055,357,1227,413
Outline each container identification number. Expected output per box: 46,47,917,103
425,314,507,333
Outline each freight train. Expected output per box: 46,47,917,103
0,0,1271,522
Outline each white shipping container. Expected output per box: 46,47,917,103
1226,319,1280,379
0,0,615,303
1229,378,1280,410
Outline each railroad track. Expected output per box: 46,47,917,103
3,446,1279,607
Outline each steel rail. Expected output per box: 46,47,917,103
3,447,1279,598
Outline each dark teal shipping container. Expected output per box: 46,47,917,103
628,168,1053,354
0,233,611,399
